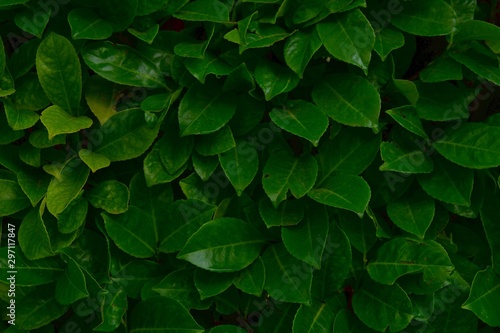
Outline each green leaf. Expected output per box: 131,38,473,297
462,267,500,327
417,155,474,206
0,178,30,217
262,243,313,305
390,0,457,36
416,81,473,121
16,286,69,331
178,218,266,272
480,190,500,276
159,199,216,253
103,206,157,258
4,101,39,131
129,297,204,333
233,256,265,296
194,269,235,299
87,180,129,214
144,142,188,186
420,56,464,83
270,100,329,146
174,0,229,23
225,24,293,53
174,23,215,59
40,105,92,139
254,61,300,101
94,283,128,331
451,46,500,86
14,4,50,38
18,207,54,260
454,20,500,43
84,76,121,125
36,33,82,115
282,203,329,269
94,108,160,161
259,198,304,228
78,149,111,173
178,80,236,136
284,29,322,78
0,0,28,6
55,258,89,305
152,268,210,309
433,122,500,169
373,26,405,61
46,161,90,217
99,0,138,31
57,196,87,234
338,210,377,255
0,247,63,286
312,222,352,298
308,175,371,216
263,150,318,207
292,300,336,333
387,190,435,239
192,152,218,181
352,278,413,332
379,141,434,174
316,127,381,184
68,8,113,40
219,139,259,196
185,53,233,84
367,238,454,285
196,126,235,156
312,74,380,129
386,106,428,139
82,41,165,88
159,129,194,174
112,260,166,299
317,9,375,71
128,24,160,44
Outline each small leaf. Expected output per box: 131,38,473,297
78,149,111,173
18,207,54,260
0,178,30,217
233,256,265,296
94,283,128,331
159,130,194,174
263,150,318,207
194,269,235,299
84,76,121,125
40,105,92,139
308,175,371,216
373,26,405,61
196,126,235,156
380,141,434,174
68,8,113,40
386,106,428,139
292,301,336,333
219,139,259,196
254,61,300,101
270,100,329,146
259,198,304,228
87,180,129,214
387,190,435,239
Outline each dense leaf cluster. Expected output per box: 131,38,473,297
0,0,500,332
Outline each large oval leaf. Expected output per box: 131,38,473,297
462,267,500,327
177,218,266,272
82,41,165,88
36,33,82,115
434,122,500,169
312,74,380,129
